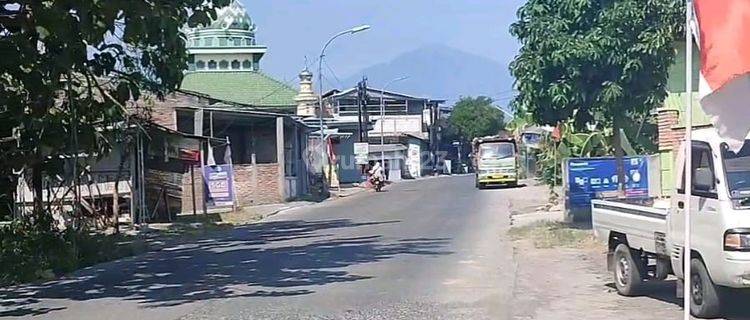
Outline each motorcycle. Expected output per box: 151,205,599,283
370,175,384,192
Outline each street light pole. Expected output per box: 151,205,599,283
317,25,370,187
380,76,409,177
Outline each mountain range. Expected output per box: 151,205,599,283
342,44,514,106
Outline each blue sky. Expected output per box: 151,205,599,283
240,0,526,88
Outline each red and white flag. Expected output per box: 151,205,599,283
326,137,337,164
694,0,750,151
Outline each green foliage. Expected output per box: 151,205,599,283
448,96,505,142
0,218,143,286
509,0,682,131
505,112,532,138
0,0,229,214
537,122,612,186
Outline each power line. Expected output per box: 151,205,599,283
324,60,344,88
321,74,340,92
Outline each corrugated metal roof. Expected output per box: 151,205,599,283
180,71,297,108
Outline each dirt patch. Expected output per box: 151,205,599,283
510,223,683,320
509,221,597,249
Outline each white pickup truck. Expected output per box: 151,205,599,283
592,128,750,318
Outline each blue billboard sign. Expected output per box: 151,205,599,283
567,157,649,210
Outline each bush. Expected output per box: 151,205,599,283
0,217,142,286
0,219,68,285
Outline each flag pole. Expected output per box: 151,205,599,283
684,0,694,318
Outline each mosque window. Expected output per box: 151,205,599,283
242,60,252,70
231,60,240,69
192,39,199,47
208,60,217,70
219,37,227,46
245,38,253,46
233,38,242,46
204,37,213,46
219,60,229,69
196,60,206,69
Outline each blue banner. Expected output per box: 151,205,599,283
567,157,649,210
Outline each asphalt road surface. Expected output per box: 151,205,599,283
1,175,522,320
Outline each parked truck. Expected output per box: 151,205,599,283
472,135,519,189
592,128,750,318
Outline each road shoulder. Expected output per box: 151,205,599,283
508,192,682,320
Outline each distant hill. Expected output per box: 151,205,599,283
342,44,513,106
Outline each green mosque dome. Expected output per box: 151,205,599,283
208,0,255,31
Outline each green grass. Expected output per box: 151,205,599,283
509,221,594,249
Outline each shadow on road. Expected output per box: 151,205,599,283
479,184,527,190
605,280,680,306
0,218,452,317
605,280,750,319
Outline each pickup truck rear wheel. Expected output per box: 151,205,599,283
613,244,643,296
690,258,722,318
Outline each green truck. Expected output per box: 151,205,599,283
472,136,519,189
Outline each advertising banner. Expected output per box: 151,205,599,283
566,157,650,210
203,164,235,208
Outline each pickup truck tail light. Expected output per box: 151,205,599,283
724,231,750,251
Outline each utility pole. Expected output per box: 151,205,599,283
356,77,370,181
357,81,363,142
356,77,369,142
361,77,369,142
431,101,438,175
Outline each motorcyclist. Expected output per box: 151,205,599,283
369,162,385,189
370,162,384,180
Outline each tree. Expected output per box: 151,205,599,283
0,0,228,218
448,96,505,142
509,0,682,191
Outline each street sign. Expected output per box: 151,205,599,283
355,156,368,165
354,142,369,165
353,142,369,155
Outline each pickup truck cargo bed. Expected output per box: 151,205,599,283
591,199,668,255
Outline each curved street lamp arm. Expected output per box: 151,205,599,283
319,30,351,61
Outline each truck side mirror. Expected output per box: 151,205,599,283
694,168,714,192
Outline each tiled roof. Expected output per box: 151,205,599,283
180,71,297,108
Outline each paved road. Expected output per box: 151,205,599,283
1,175,527,320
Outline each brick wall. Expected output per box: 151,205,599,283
234,164,281,206
180,163,282,212
657,108,681,152
657,108,713,153
149,92,207,130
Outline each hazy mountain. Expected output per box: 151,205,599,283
342,44,514,106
